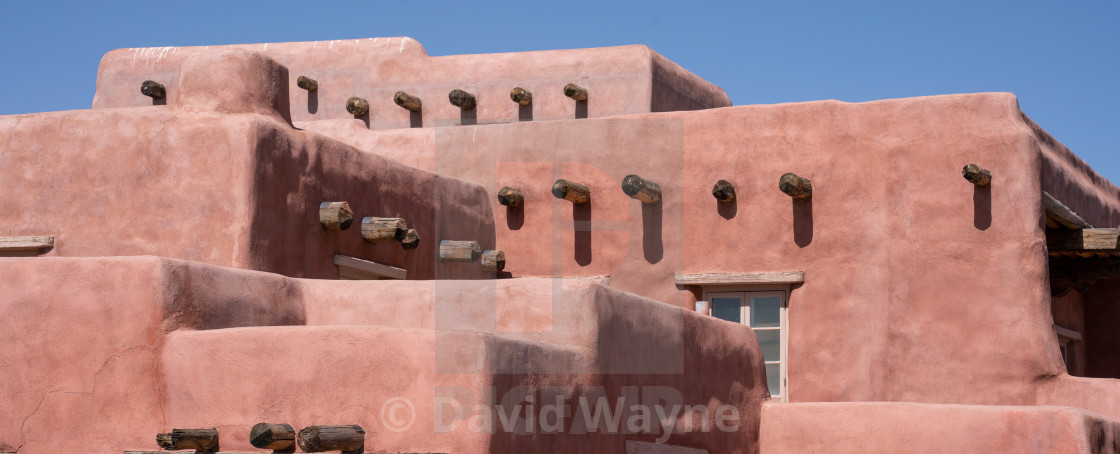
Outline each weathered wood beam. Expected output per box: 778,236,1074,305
393,91,422,112
318,201,354,231
712,179,736,202
0,236,54,252
334,254,407,280
510,87,533,106
297,425,364,453
399,228,421,250
345,97,369,116
1050,257,1120,280
481,250,506,272
621,174,662,204
249,423,295,451
552,179,590,204
440,240,481,262
497,187,524,208
675,271,805,286
157,429,219,452
448,89,477,110
141,80,166,99
361,217,407,244
563,83,588,101
1047,228,1119,253
297,76,318,92
961,164,992,186
1044,191,1092,229
778,173,812,199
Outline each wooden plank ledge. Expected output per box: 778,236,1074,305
1047,228,1120,253
1043,192,1092,229
334,254,407,280
0,236,54,253
675,271,805,286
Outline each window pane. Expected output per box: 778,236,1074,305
750,296,781,328
711,297,741,324
766,363,781,397
755,329,780,361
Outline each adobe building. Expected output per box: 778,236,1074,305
2,37,1120,453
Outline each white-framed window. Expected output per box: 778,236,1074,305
1054,324,1082,374
706,289,788,401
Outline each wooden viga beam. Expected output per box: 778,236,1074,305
297,425,364,453
297,76,318,91
712,179,736,202
563,83,588,101
448,89,477,110
345,97,369,116
481,249,506,272
361,217,420,249
1047,228,1120,253
779,173,812,199
961,164,992,186
621,174,661,204
440,240,481,262
497,186,524,208
552,179,590,204
156,428,219,452
249,423,295,451
394,91,422,112
1049,257,1120,280
141,80,166,99
510,87,533,106
319,201,354,231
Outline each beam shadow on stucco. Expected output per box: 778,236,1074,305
519,104,533,121
574,202,592,265
410,110,423,128
575,100,588,119
306,90,317,114
643,201,663,263
974,184,992,230
153,97,166,106
506,204,524,230
461,109,477,125
718,196,737,220
794,197,813,247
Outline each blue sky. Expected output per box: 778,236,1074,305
2,1,1117,184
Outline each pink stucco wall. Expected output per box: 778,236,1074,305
0,49,495,279
0,257,766,454
761,402,1120,453
92,39,729,129
6,37,1120,453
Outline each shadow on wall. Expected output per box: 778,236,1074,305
506,204,524,230
718,197,737,220
461,109,477,126
576,100,588,119
575,202,592,266
794,197,813,248
644,201,663,263
519,104,533,122
307,90,317,114
974,184,992,230
411,110,423,128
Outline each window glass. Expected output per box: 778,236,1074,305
712,297,741,324
750,296,781,327
755,329,781,361
765,363,781,397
